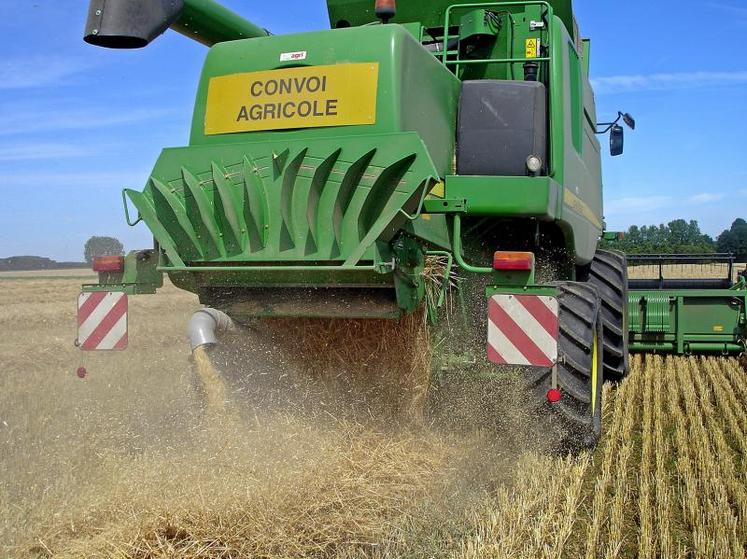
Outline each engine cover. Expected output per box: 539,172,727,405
457,80,547,176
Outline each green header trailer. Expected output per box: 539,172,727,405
627,254,747,355
78,0,640,450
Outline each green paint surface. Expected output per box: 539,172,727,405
104,0,610,317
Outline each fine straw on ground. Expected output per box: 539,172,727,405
3,276,747,558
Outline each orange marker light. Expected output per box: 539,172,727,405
375,0,396,22
493,251,535,271
92,256,125,273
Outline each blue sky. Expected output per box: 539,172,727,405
1,0,746,260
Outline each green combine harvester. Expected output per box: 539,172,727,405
76,0,744,449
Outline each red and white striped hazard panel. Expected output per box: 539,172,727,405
487,294,559,367
77,292,128,351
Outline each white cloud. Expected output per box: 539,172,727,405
0,56,92,90
592,71,747,94
707,2,747,21
605,196,672,214
606,192,728,219
688,192,725,204
0,107,178,136
0,142,96,162
1,170,151,190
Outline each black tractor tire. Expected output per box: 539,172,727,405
587,250,629,382
527,282,604,451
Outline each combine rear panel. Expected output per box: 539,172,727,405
79,0,636,449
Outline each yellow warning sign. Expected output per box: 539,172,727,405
205,63,379,135
713,325,725,333
525,38,540,59
429,181,445,199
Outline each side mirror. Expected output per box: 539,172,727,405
610,124,624,157
597,111,635,156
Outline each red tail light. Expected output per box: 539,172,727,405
493,251,535,271
92,256,125,273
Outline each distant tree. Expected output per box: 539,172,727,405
716,218,747,261
84,236,124,264
0,256,56,271
601,219,715,254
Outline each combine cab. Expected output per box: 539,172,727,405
79,0,638,450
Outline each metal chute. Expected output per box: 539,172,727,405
84,0,268,49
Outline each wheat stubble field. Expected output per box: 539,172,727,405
1,274,745,558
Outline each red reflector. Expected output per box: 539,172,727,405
547,388,561,403
93,256,124,273
493,251,535,271
77,366,87,379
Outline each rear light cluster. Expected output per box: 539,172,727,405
493,251,535,271
92,256,125,273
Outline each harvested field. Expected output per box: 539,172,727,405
0,269,96,279
1,275,745,558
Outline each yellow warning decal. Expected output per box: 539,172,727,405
713,325,725,333
429,181,445,199
525,38,540,59
563,189,603,230
205,63,379,135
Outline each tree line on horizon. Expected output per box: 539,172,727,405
3,222,747,272
0,236,125,272
601,218,747,260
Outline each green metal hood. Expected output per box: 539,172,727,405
119,23,460,317
189,24,460,176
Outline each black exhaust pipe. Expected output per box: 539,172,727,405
84,0,269,49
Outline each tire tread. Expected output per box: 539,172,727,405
587,249,629,381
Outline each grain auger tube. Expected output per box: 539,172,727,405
188,308,235,411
